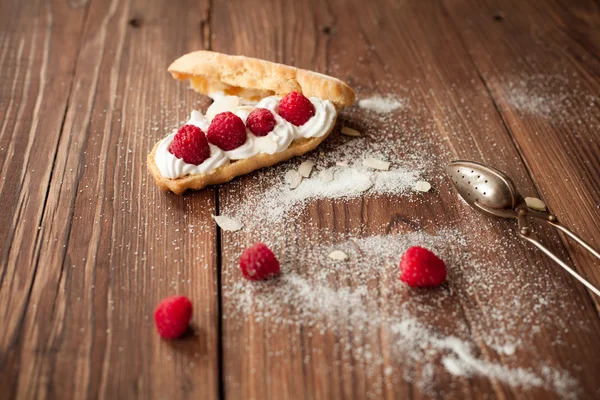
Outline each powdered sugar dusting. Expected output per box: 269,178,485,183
502,74,599,121
216,90,591,398
224,230,580,398
223,131,426,227
359,95,406,113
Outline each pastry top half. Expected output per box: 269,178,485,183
168,50,355,108
148,51,355,195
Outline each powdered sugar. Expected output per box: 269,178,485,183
222,122,427,228
359,95,406,113
502,74,599,122
216,91,590,398
228,164,420,224
224,230,580,398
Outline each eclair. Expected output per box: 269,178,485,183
147,50,355,194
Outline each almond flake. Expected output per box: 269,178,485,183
336,161,349,167
414,181,431,192
525,197,547,211
328,250,348,260
255,136,278,154
206,96,239,120
363,157,390,171
285,170,303,189
298,160,315,178
341,126,361,137
212,215,243,231
319,169,334,183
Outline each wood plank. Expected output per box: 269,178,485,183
0,0,220,398
213,0,600,399
442,0,600,305
0,0,90,394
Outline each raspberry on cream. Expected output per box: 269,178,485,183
154,94,337,179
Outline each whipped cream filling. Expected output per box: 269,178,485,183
155,132,229,179
155,95,336,179
257,96,336,139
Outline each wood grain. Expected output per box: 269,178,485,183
442,0,600,309
213,0,600,399
0,0,220,398
0,0,91,394
1,0,599,398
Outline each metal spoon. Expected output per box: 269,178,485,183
447,160,600,297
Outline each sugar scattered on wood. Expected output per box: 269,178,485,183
319,169,334,183
214,92,584,398
358,95,405,113
223,230,579,398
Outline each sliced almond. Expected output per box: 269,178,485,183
336,161,349,167
328,250,348,260
414,181,432,192
341,126,361,137
206,96,240,120
298,160,315,178
319,169,334,183
285,170,303,189
525,197,547,211
254,135,278,154
363,156,390,171
212,215,243,231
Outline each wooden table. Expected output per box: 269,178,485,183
2,0,600,398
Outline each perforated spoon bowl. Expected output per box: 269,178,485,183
447,160,600,297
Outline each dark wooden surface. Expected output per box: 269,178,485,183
1,0,599,399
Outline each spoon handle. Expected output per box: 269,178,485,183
547,220,600,261
519,233,600,297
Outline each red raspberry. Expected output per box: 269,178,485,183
246,108,276,136
239,243,280,281
277,92,315,126
154,295,193,339
168,124,210,165
207,112,247,150
399,246,447,288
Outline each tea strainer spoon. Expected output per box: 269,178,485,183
447,160,600,297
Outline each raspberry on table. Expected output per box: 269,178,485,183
239,243,281,281
277,92,316,126
207,111,247,150
399,246,447,288
246,108,276,136
168,124,211,165
154,295,193,339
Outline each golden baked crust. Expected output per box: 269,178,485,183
168,51,355,108
148,51,354,194
147,122,336,195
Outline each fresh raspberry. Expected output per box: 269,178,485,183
277,92,315,126
154,295,193,339
246,108,276,136
207,112,247,150
399,246,447,288
239,243,280,281
168,124,210,165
